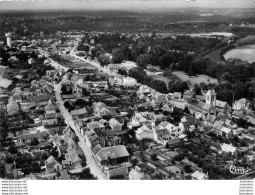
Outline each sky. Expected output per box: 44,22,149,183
0,0,254,11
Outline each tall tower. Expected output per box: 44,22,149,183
206,90,216,106
5,33,12,48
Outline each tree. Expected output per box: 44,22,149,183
163,68,172,77
131,158,139,166
137,54,151,68
30,138,39,146
184,165,193,173
80,168,96,180
117,69,128,76
173,154,185,161
50,148,59,158
150,153,158,161
41,153,48,161
8,145,18,154
98,54,110,66
77,43,90,52
159,53,173,69
126,147,133,156
64,101,73,110
220,72,233,83
112,48,124,63
194,84,202,95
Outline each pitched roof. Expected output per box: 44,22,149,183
216,100,227,108
0,77,12,88
191,171,207,180
109,118,122,127
96,145,129,161
167,138,181,145
156,121,171,130
136,125,153,135
206,115,216,124
221,127,232,134
70,107,87,116
221,143,237,154
46,155,57,164
155,128,170,136
19,131,48,140
92,144,102,154
188,98,213,113
0,66,7,77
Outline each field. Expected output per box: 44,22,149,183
173,71,218,86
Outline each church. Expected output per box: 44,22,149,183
188,90,217,119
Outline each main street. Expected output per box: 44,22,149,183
54,80,108,180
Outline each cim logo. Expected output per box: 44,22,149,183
228,164,251,175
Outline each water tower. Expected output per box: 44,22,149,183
5,33,12,48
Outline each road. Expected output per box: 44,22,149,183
54,81,108,180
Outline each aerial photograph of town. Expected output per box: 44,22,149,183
0,0,255,182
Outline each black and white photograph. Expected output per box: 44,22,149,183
0,0,255,194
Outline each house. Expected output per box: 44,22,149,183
0,65,7,77
132,113,149,126
232,98,250,110
139,85,151,94
166,138,182,149
95,145,131,179
245,134,255,145
70,107,88,120
19,131,49,144
0,77,13,90
122,77,137,87
183,90,194,101
129,166,150,180
231,110,244,120
173,92,182,100
191,171,208,180
98,107,115,117
6,97,20,116
136,125,154,140
216,100,230,113
156,121,183,137
42,117,58,126
45,99,57,114
221,143,237,155
109,118,123,132
204,114,216,126
162,103,173,113
188,98,216,119
44,155,63,173
247,116,255,127
84,129,105,149
179,116,197,133
152,114,167,123
154,128,171,144
28,58,35,64
87,121,105,132
64,148,82,170
93,102,107,113
213,120,233,139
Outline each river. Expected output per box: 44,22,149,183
224,44,255,63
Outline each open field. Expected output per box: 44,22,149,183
173,71,218,86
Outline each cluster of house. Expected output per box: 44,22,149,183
58,57,255,179
41,126,84,180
